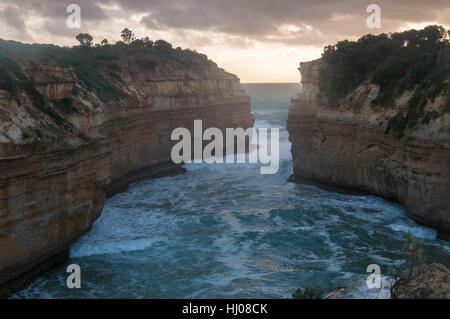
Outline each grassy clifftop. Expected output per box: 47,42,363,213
0,38,220,103
317,25,450,137
0,37,239,145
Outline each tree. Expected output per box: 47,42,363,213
115,41,127,48
154,39,172,52
121,28,136,45
101,38,109,46
76,33,93,47
142,37,153,48
130,39,144,48
419,25,446,44
389,231,424,295
404,231,423,278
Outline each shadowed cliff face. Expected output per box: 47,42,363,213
0,42,253,295
287,59,450,240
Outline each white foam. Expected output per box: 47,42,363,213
334,275,395,299
70,238,156,258
387,224,437,240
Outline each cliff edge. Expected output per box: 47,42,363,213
0,40,254,295
287,26,450,240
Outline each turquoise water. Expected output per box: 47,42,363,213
14,83,450,298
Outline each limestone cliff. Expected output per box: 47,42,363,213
0,40,253,295
287,59,450,239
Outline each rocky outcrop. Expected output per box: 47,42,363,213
391,263,450,299
0,43,253,296
287,59,450,239
325,276,394,299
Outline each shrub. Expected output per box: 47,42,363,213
0,56,24,96
130,39,145,48
78,132,91,142
0,34,216,112
76,33,93,47
421,110,439,124
154,39,173,52
292,287,323,299
404,231,423,277
385,111,407,137
53,98,78,114
57,48,127,102
318,25,449,128
137,58,157,71
389,231,424,284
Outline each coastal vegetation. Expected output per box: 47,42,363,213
0,29,214,100
292,287,323,299
389,231,424,283
318,25,450,137
0,28,216,129
387,232,449,298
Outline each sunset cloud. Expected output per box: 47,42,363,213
0,0,448,82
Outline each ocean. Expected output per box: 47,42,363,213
13,83,450,299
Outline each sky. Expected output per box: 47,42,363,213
0,0,449,83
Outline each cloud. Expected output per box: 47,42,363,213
0,5,34,41
0,0,449,47
140,15,161,30
0,0,107,22
0,5,27,32
110,0,450,45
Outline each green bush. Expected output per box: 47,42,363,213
56,49,127,102
318,25,450,130
0,35,217,137
385,111,407,137
389,231,424,286
78,132,91,142
53,98,78,114
292,287,323,299
0,56,24,97
137,58,157,71
422,110,440,124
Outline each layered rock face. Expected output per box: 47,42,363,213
0,44,253,295
287,59,450,239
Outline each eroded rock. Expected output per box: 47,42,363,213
391,263,450,299
0,44,254,296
